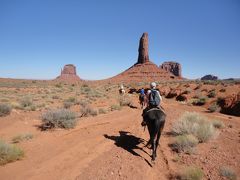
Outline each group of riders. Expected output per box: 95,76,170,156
119,82,163,126
119,82,166,161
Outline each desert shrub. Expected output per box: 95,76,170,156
219,88,226,93
179,166,203,180
12,133,33,143
55,83,62,88
63,101,72,109
66,97,77,103
195,122,215,143
80,106,98,117
98,108,108,114
207,90,216,98
172,135,198,153
208,103,219,112
20,96,33,108
0,103,12,117
52,95,59,99
212,120,225,129
119,95,132,106
192,96,207,106
219,166,237,180
0,140,24,165
41,109,77,129
172,112,216,143
110,104,121,111
182,88,192,94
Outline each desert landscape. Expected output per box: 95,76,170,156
1,1,240,179
0,32,240,180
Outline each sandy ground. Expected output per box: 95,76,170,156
0,98,240,180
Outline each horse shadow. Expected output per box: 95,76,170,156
104,131,152,167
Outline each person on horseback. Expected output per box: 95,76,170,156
139,88,146,109
142,82,163,124
147,82,162,109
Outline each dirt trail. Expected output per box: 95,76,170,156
0,104,175,180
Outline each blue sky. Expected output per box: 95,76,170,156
0,0,239,80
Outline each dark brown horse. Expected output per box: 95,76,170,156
141,108,166,161
139,94,147,109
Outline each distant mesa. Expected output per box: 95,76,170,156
160,61,182,77
56,64,81,82
110,32,183,82
201,74,218,81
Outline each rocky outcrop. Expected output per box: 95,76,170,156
218,93,240,116
201,74,218,80
137,33,150,64
160,61,182,77
56,64,81,82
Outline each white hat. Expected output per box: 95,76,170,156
150,82,156,88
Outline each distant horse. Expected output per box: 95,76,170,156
141,108,166,161
139,94,147,109
119,88,126,95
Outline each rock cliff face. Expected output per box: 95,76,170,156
137,33,150,64
56,64,81,82
160,61,182,77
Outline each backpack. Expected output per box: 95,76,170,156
149,89,160,106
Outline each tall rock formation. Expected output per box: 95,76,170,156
137,32,150,64
56,64,81,82
160,61,182,77
109,33,182,82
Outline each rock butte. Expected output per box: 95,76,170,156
110,33,182,82
56,64,81,82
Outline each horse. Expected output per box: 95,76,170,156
141,107,166,161
139,94,147,109
119,88,125,95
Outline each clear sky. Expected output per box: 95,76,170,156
0,0,239,80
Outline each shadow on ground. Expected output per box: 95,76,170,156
104,131,153,167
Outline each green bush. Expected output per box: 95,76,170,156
0,140,24,165
12,133,33,143
219,166,237,180
180,166,203,180
41,109,77,129
0,103,12,117
172,135,198,153
172,112,216,143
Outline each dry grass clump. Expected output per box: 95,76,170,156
41,109,77,129
12,133,33,143
211,120,225,129
178,166,203,180
172,134,198,153
192,96,207,106
119,95,132,107
208,103,220,112
110,104,122,111
0,103,12,117
0,140,24,165
19,96,36,111
98,108,108,114
172,112,216,143
219,166,237,180
80,106,98,117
